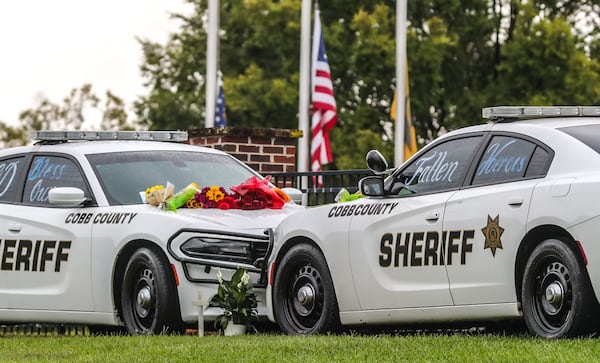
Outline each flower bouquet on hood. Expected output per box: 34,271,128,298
230,176,286,210
193,185,239,210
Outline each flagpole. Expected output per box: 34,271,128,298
205,0,219,128
394,0,407,166
297,0,311,173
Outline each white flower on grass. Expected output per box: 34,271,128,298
216,269,223,284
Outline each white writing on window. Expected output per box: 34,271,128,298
0,161,19,197
476,140,527,177
405,151,459,186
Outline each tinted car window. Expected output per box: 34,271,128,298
23,155,90,206
87,151,259,205
525,146,551,178
472,136,537,185
559,124,600,154
0,156,25,203
391,136,483,195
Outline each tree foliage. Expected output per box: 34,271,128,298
133,0,600,168
5,1,600,169
0,84,134,147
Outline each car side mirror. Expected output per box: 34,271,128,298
359,176,385,197
48,187,87,207
366,150,388,174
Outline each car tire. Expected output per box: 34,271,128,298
120,247,181,335
272,243,340,335
522,239,597,338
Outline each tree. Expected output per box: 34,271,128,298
135,0,600,169
494,2,600,105
135,0,302,131
0,122,28,148
0,84,135,147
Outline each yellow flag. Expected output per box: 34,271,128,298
390,62,417,161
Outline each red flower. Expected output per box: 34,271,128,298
217,201,231,210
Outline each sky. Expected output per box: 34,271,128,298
0,0,192,125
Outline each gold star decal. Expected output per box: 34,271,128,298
481,214,504,257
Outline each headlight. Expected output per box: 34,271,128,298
168,229,272,270
181,237,258,263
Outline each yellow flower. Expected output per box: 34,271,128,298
185,198,201,208
206,186,225,202
145,185,164,198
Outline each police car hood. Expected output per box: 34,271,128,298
175,204,303,231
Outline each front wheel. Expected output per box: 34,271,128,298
120,247,181,335
521,239,597,338
272,244,340,335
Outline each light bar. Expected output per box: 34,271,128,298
31,131,188,142
482,106,600,120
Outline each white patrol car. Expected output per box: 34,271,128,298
0,130,302,334
267,106,600,339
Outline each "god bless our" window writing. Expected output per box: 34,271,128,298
26,157,70,203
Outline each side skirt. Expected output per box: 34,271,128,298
340,303,521,326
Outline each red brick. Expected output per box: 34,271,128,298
274,155,294,164
230,153,248,162
274,138,297,146
221,136,249,144
188,130,299,174
263,146,284,154
251,136,273,145
239,144,260,153
250,154,271,162
261,164,284,172
247,163,261,172
215,144,237,152
203,138,220,145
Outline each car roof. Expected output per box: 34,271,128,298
441,106,600,140
0,139,226,159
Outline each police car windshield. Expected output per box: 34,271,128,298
87,151,259,205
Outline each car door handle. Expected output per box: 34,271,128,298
8,223,21,232
508,196,524,206
425,211,440,221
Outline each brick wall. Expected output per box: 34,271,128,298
187,127,302,174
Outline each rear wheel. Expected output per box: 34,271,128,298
120,247,181,335
522,239,596,338
272,244,340,335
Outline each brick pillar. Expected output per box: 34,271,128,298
187,127,302,174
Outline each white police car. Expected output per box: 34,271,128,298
0,130,301,334
267,106,600,339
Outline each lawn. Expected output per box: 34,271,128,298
2,326,600,362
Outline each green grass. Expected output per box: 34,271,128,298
2,330,600,362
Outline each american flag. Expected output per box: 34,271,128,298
310,9,337,176
215,72,227,127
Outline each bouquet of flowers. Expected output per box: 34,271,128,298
144,176,290,211
165,182,200,211
194,186,238,210
230,176,286,210
145,183,174,206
